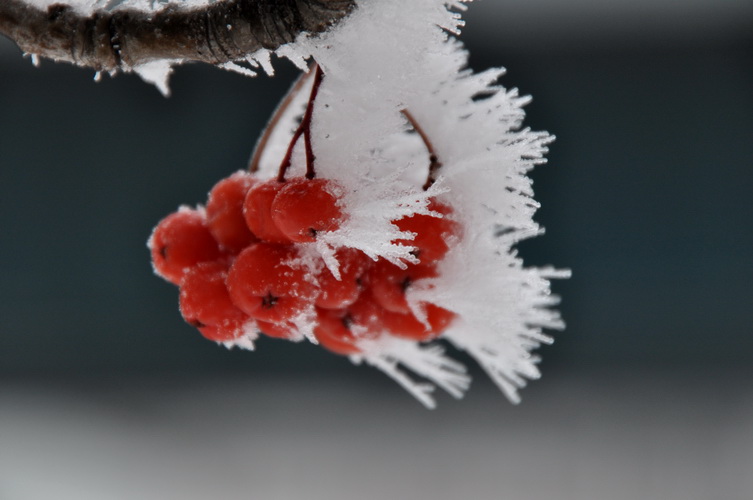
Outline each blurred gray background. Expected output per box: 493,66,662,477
1,1,752,499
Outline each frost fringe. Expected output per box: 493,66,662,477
17,0,568,407
237,0,568,407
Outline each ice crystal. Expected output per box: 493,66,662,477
137,0,567,407
231,0,567,406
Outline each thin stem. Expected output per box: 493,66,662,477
249,68,315,173
277,64,325,182
401,109,442,190
303,65,325,179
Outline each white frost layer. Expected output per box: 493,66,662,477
120,0,567,407
248,0,566,406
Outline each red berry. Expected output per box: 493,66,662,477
271,178,345,242
256,320,297,340
196,323,247,343
423,303,456,334
368,260,438,314
227,243,315,323
315,249,372,309
314,308,362,355
381,303,456,342
393,199,458,264
235,294,310,324
206,171,259,253
243,180,290,243
346,292,390,337
179,261,248,341
149,208,223,285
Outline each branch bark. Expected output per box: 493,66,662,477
0,0,355,72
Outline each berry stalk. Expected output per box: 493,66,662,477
401,109,442,190
277,64,325,182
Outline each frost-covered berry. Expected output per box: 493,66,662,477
369,260,438,315
271,178,345,242
243,180,291,243
148,208,223,285
195,324,246,342
179,261,248,341
314,308,362,355
381,303,456,342
256,320,297,340
393,199,458,263
345,291,391,337
315,249,372,309
206,171,259,253
227,243,315,323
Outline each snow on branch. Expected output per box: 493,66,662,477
0,0,354,72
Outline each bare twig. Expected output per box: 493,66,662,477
0,0,355,72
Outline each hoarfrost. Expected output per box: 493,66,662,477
261,0,569,406
133,59,178,97
126,0,567,406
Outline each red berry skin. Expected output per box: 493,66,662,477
179,262,248,341
394,200,458,264
256,320,297,340
315,249,372,310
368,260,438,314
345,290,454,342
380,303,456,342
206,171,259,253
314,308,362,355
243,180,291,243
235,294,310,324
346,292,391,337
149,208,223,285
227,243,315,323
271,178,345,242
197,323,247,342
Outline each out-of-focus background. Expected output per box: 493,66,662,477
1,1,752,498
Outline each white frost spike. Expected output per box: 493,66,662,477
358,337,471,408
133,59,178,97
363,355,438,409
221,321,259,351
274,45,310,72
317,178,447,267
261,0,569,405
249,49,275,77
220,61,257,78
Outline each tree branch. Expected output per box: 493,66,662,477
0,0,355,72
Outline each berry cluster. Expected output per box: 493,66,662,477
148,65,459,357
148,170,459,354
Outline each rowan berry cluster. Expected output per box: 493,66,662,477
148,171,459,354
148,66,459,356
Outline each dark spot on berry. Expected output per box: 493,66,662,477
341,314,353,330
187,318,206,328
262,292,278,309
410,248,421,259
400,276,412,292
308,228,318,238
159,245,168,259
